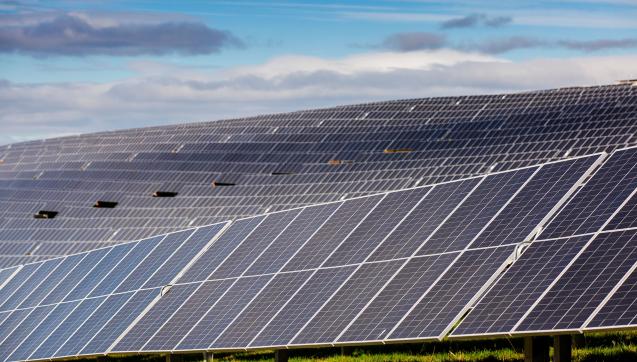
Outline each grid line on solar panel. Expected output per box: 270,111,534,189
450,235,592,338
540,147,637,239
387,245,516,341
137,199,377,352
468,154,603,249
513,228,637,334
584,240,637,329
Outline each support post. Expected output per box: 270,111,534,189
341,346,354,356
204,351,214,362
572,334,585,348
553,335,572,362
274,349,289,362
524,336,550,362
165,354,171,362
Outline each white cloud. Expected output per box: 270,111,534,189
1,50,636,145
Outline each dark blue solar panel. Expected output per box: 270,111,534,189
542,149,637,239
0,304,55,360
0,266,18,288
324,187,430,267
388,245,515,340
471,156,599,248
245,203,341,276
338,253,458,343
368,179,480,261
113,283,200,352
516,229,637,332
209,210,301,279
8,300,79,361
177,275,271,351
81,288,159,355
588,266,637,328
141,279,235,351
250,266,356,348
0,257,63,311
416,168,535,255
88,236,162,297
143,223,227,288
292,260,403,345
0,308,31,348
31,297,106,360
212,270,312,348
282,195,384,272
54,293,131,358
64,242,136,302
452,235,591,337
18,253,85,309
177,217,265,283
0,263,40,307
42,248,110,305
115,230,194,293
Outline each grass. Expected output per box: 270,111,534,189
78,332,637,362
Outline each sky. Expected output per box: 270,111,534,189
1,1,636,145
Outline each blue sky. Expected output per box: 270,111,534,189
1,0,636,145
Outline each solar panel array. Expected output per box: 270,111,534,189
2,149,627,361
0,83,635,267
1,83,637,360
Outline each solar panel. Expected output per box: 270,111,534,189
514,229,637,333
451,235,591,337
0,84,636,360
388,245,515,341
541,147,637,239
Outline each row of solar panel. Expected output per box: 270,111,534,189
0,223,228,361
0,150,604,360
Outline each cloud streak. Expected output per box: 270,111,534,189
441,13,512,29
1,51,635,145
380,32,446,52
0,13,243,56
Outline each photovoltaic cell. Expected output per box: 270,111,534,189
142,222,227,288
115,230,193,293
338,253,458,343
0,257,63,311
250,266,356,348
63,242,136,302
282,195,384,272
8,301,79,362
542,149,637,239
0,263,40,307
141,279,234,351
368,179,480,261
81,288,159,355
416,168,535,255
41,248,110,305
0,266,18,288
0,308,31,347
178,216,265,283
292,260,403,345
31,297,106,360
209,210,301,279
88,236,163,297
54,292,131,358
18,253,85,309
245,203,341,276
452,235,591,337
212,270,312,348
177,275,271,350
324,187,430,267
0,305,55,359
588,266,637,328
389,245,515,340
470,156,599,249
516,229,637,332
113,283,200,352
